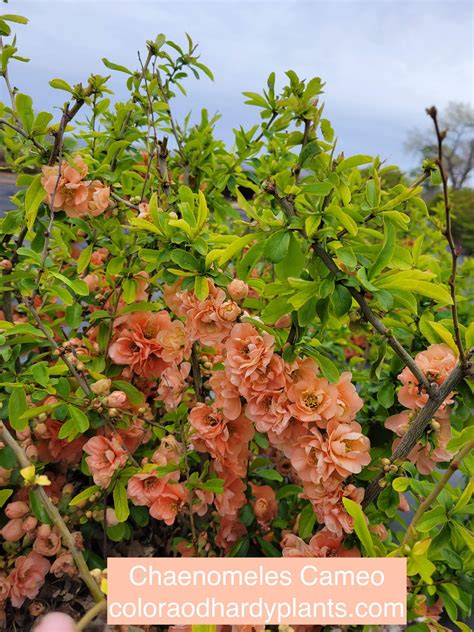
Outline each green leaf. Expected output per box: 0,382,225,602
8,386,28,430
377,276,453,305
257,535,281,557
336,155,372,172
331,284,352,317
70,485,100,506
122,278,137,304
218,233,257,266
392,477,410,492
113,481,130,522
25,174,45,231
111,380,145,406
277,484,303,499
303,345,339,383
416,506,447,532
327,204,358,236
31,362,49,387
15,93,34,133
65,303,82,329
29,490,53,525
342,497,375,556
303,181,333,196
254,468,283,482
170,249,200,271
298,503,316,539
19,402,60,422
77,244,93,274
0,489,13,508
0,14,29,24
263,230,290,263
368,218,395,279
49,78,73,93
194,276,209,300
67,405,90,432
102,57,132,74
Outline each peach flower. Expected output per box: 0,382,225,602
209,370,242,420
157,362,191,411
215,515,247,552
288,375,338,427
156,320,192,364
109,311,172,378
225,323,274,390
306,483,365,536
333,372,363,422
282,530,360,558
325,418,371,478
33,525,62,557
250,483,277,527
398,344,457,410
127,470,167,507
87,180,110,216
8,552,50,607
83,434,128,488
50,552,77,578
0,575,10,603
189,404,229,441
149,482,189,525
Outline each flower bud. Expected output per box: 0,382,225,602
106,390,128,409
228,279,249,301
0,260,12,271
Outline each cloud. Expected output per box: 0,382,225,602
9,0,474,169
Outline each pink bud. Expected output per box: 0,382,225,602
275,314,292,329
106,390,128,409
21,516,38,533
228,279,249,301
5,501,29,519
1,519,24,542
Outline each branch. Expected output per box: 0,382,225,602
49,84,95,165
400,437,474,548
311,242,436,395
426,106,466,366
24,299,93,398
362,362,468,508
76,600,107,631
0,118,46,152
0,422,105,604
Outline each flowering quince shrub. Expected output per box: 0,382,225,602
0,13,473,632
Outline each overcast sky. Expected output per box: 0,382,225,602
4,0,474,171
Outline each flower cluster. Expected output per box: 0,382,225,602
385,344,456,474
41,154,110,218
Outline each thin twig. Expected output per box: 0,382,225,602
426,106,466,366
400,437,474,548
75,600,107,631
268,187,436,395
0,422,105,604
24,298,93,397
0,118,46,152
